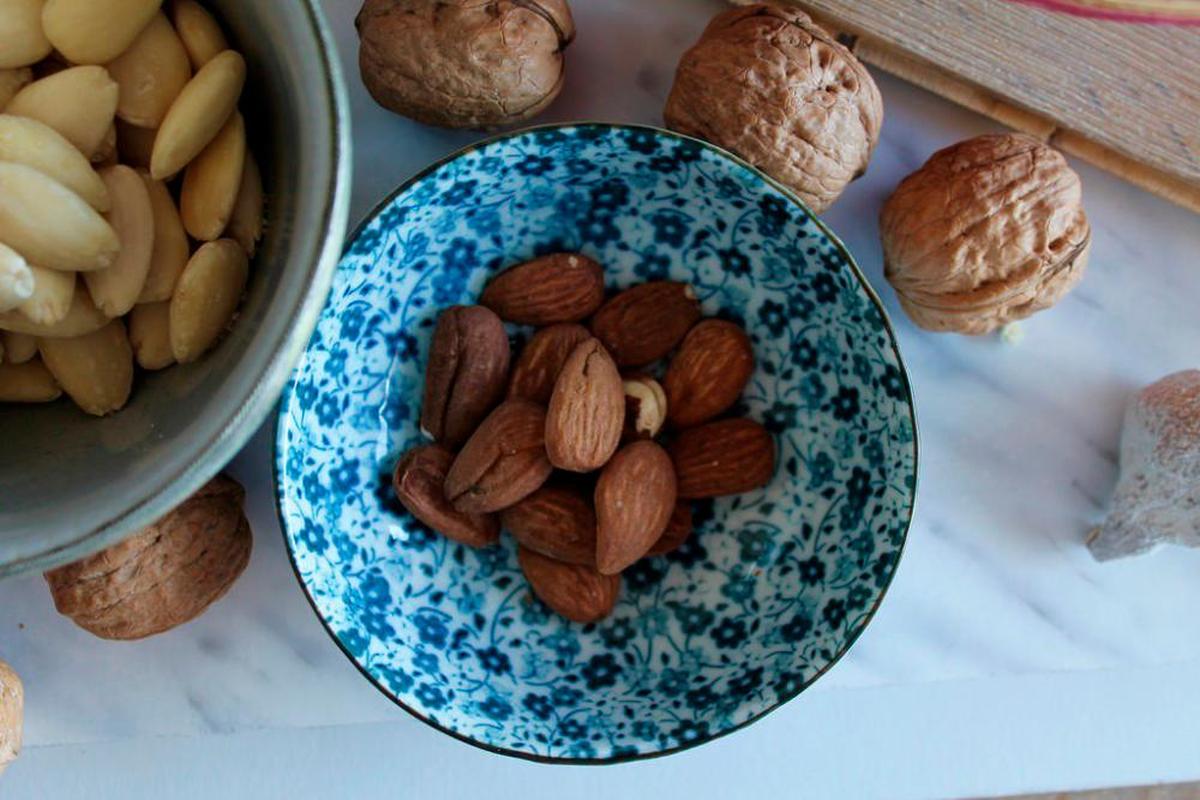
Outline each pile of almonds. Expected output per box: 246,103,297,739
394,253,776,623
0,0,264,415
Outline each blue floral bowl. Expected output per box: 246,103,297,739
275,123,917,763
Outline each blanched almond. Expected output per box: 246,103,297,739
227,151,263,257
180,110,243,240
0,67,34,107
169,239,246,362
41,0,163,65
2,331,37,363
136,171,188,301
170,0,227,69
106,12,191,128
0,359,61,403
18,265,74,324
116,119,157,167
84,165,154,317
0,0,52,69
6,66,119,158
91,122,118,166
0,242,34,312
0,114,110,210
150,50,244,180
0,282,107,337
128,300,173,369
0,162,119,272
38,318,133,415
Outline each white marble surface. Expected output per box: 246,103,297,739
4,0,1200,796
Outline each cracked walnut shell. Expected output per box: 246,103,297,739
44,474,252,640
881,133,1091,334
356,0,575,130
664,3,882,213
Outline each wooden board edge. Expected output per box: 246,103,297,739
727,0,1200,214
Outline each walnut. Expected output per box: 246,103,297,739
44,474,252,640
1088,370,1200,561
355,0,575,130
881,133,1090,335
0,659,21,775
664,3,882,213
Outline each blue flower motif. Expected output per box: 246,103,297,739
670,602,715,636
632,719,659,741
673,140,703,163
633,250,671,281
710,617,748,649
378,665,413,694
798,556,826,586
763,401,798,434
757,299,788,336
550,685,582,707
544,629,581,661
736,529,774,566
589,178,629,211
298,519,326,552
414,683,446,710
657,668,689,697
479,695,512,721
294,380,317,411
340,627,368,658
685,684,718,710
314,394,341,427
522,693,554,720
728,666,763,697
822,598,847,628
579,213,621,246
757,195,790,237
807,451,835,488
475,646,511,676
624,128,659,154
846,584,873,611
414,650,440,675
812,272,839,303
800,373,827,406
719,248,752,277
780,612,812,642
465,207,502,235
792,338,819,370
580,653,622,689
441,237,477,272
649,211,689,248
440,179,477,204
361,572,391,606
773,671,805,701
363,611,395,639
514,154,554,175
599,618,636,649
559,718,588,740
670,719,710,744
413,613,449,649
329,459,359,495
880,364,906,400
830,386,860,421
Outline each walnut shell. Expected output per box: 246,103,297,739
664,3,882,213
881,133,1091,335
44,474,252,640
0,659,21,775
355,0,575,130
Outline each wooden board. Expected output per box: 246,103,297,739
731,0,1200,213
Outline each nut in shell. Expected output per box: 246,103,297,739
881,133,1090,335
44,474,253,640
356,0,575,129
0,658,22,775
665,4,882,213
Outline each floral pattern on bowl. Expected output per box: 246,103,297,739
275,123,917,763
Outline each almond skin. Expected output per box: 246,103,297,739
421,305,510,448
545,337,624,472
669,418,776,498
507,322,590,404
518,546,620,623
664,319,755,428
500,484,596,566
393,444,499,548
480,253,605,325
444,400,553,514
590,281,701,366
594,440,677,575
647,501,693,556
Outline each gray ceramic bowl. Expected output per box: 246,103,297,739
0,1,351,577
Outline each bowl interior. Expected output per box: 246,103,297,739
277,124,916,762
0,0,348,575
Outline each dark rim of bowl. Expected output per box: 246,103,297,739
273,121,920,766
1,0,353,578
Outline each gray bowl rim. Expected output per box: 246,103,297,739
1,0,353,578
274,121,920,765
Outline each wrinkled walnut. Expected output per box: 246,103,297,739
44,474,252,640
0,658,21,775
664,3,882,213
1089,370,1200,561
881,133,1090,335
356,0,575,130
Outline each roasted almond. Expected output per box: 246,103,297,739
664,319,754,428
420,305,510,448
480,253,605,325
669,418,776,498
6,66,119,159
594,440,677,574
444,399,553,514
38,319,133,416
127,300,174,370
393,444,500,548
506,322,590,404
647,501,693,556
43,0,164,65
0,161,120,272
169,239,248,362
106,11,192,129
0,359,61,403
180,110,245,241
545,337,624,472
500,484,596,566
590,281,701,367
85,165,155,317
622,374,667,441
518,546,619,624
